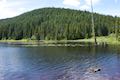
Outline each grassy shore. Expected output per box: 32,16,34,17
0,35,119,46
78,36,120,45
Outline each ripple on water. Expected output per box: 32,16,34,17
0,46,120,80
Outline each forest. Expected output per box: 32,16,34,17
0,8,120,40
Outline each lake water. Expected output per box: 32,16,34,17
0,44,120,80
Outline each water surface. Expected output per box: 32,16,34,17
0,44,120,80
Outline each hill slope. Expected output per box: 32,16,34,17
0,8,119,40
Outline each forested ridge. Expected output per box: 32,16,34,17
0,8,120,40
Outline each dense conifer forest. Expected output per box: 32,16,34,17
0,8,120,40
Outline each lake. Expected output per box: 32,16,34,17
0,44,120,80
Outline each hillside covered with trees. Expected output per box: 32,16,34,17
0,8,120,40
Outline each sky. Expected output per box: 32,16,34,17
0,0,120,19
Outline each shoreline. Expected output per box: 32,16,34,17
0,36,119,46
0,40,93,47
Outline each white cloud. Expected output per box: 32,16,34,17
85,0,100,6
115,0,118,3
62,0,101,10
80,0,100,10
80,5,89,10
63,0,80,7
0,0,27,19
101,9,120,17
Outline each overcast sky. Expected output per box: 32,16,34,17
0,0,120,19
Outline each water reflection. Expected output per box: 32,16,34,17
0,45,119,80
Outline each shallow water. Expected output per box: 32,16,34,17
0,44,120,80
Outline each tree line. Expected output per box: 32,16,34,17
0,8,120,40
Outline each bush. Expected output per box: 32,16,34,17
31,35,37,40
118,36,120,41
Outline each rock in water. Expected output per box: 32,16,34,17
88,67,101,73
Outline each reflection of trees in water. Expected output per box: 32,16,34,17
24,46,120,80
56,67,110,80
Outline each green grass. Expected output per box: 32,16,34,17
78,34,120,45
0,34,119,45
0,39,29,42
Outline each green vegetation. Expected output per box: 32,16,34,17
79,34,120,45
0,8,120,44
0,34,119,46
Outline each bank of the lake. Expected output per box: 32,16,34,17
79,36,120,45
0,36,119,46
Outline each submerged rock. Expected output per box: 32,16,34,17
87,67,101,73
